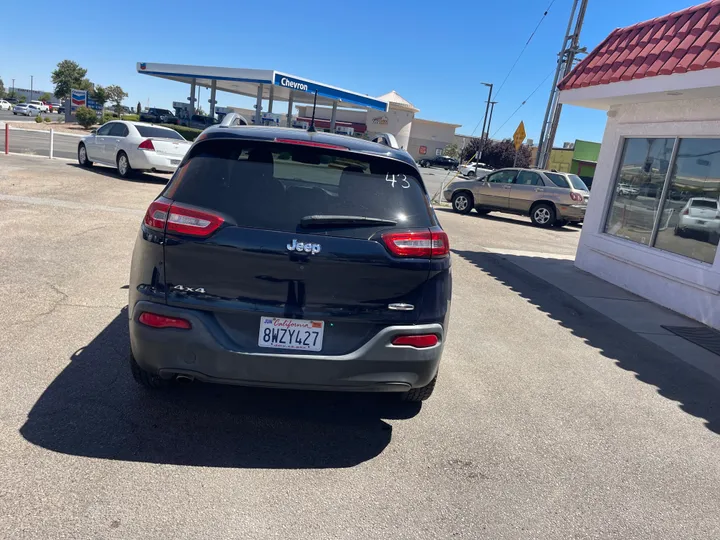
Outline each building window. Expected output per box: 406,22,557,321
605,137,720,264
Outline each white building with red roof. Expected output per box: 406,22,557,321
559,0,720,329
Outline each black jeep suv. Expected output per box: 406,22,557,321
129,126,452,401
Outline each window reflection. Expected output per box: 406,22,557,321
605,138,675,245
654,139,720,264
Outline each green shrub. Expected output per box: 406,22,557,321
160,124,202,141
120,114,139,122
44,116,51,123
101,112,115,124
75,106,97,129
35,115,43,123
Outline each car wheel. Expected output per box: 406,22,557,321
402,375,437,402
78,144,93,167
452,192,473,214
530,203,555,228
116,151,133,178
467,170,476,177
130,353,169,390
674,225,684,237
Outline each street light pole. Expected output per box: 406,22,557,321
486,101,498,164
475,82,493,175
30,75,33,100
11,79,15,95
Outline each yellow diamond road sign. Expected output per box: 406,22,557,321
513,121,526,150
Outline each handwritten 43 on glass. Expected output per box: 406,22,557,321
386,173,411,188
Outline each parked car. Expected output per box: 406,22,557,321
77,121,191,178
674,197,720,241
139,108,177,124
29,100,49,113
182,114,218,130
0,99,12,111
49,103,62,113
13,103,41,116
418,155,459,169
458,161,493,178
617,183,639,198
6,97,18,104
443,167,590,227
127,125,451,402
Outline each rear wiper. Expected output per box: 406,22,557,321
300,215,397,228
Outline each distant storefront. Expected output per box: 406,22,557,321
559,1,720,330
547,139,601,187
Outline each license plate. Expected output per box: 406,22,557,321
258,317,324,351
697,220,706,225
170,159,180,165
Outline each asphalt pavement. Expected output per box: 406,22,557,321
0,109,59,123
0,154,718,539
0,127,79,160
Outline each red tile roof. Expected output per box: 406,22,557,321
559,0,720,91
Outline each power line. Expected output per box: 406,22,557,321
467,0,556,137
491,70,554,138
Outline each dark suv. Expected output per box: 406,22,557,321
139,108,177,124
418,155,459,170
128,126,452,401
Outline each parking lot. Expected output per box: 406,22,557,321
1,154,719,539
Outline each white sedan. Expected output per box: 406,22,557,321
458,162,493,178
13,103,41,116
77,121,191,178
0,99,13,111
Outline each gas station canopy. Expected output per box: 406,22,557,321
136,62,389,112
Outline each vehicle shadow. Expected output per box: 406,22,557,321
452,249,720,434
435,207,579,232
20,309,417,468
65,163,169,185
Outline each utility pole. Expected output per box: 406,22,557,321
30,75,33,100
535,0,589,169
475,82,493,175
11,79,15,94
486,101,498,163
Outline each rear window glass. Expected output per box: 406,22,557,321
136,126,184,140
545,172,570,188
165,139,433,234
691,199,718,209
568,174,589,191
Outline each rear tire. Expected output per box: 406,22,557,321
402,375,437,402
530,203,555,228
78,144,92,167
117,151,133,178
467,170,476,177
452,191,473,214
130,353,169,390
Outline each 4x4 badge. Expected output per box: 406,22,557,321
287,239,321,254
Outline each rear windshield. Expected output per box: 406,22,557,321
165,139,433,234
545,172,570,189
568,174,589,191
136,126,184,140
154,109,173,115
691,199,718,209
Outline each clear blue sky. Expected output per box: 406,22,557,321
0,0,700,144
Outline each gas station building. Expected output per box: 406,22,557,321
136,62,461,159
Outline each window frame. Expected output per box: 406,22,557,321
514,170,543,186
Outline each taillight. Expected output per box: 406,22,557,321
142,200,224,237
138,139,155,151
274,138,348,150
392,334,439,348
381,229,450,258
139,312,191,329
570,192,583,202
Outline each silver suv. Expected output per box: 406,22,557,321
443,168,590,227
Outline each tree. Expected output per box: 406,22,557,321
0,79,5,99
19,95,26,103
7,89,17,100
38,92,52,102
442,143,460,159
51,60,88,100
136,101,141,115
75,106,97,129
105,85,128,114
195,105,206,116
91,86,108,109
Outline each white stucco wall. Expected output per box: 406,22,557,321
576,97,720,329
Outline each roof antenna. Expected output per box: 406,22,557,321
308,90,318,132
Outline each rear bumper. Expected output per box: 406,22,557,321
130,150,182,173
557,204,586,221
129,301,444,392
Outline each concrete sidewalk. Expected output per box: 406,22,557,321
483,247,720,383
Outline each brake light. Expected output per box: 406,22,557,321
392,334,439,348
570,192,583,202
382,229,450,258
682,208,689,215
274,138,347,150
138,139,155,151
142,200,224,237
139,312,191,329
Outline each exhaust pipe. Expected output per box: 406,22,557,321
175,374,194,383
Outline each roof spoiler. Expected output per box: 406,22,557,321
219,112,249,128
370,133,400,150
